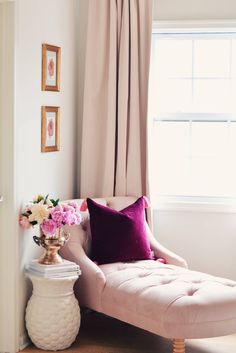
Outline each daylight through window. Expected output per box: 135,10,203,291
149,30,236,199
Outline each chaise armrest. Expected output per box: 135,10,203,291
60,227,106,310
146,223,188,268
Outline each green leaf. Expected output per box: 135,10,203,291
44,194,49,204
54,198,60,206
50,198,56,207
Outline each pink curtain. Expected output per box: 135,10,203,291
80,0,153,199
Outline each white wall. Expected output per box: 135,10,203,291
14,0,78,348
154,209,236,280
153,0,236,21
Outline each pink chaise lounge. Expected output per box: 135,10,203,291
61,196,236,353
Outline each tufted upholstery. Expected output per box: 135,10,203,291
99,261,236,339
60,197,236,341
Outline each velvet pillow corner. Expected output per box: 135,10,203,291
86,196,153,265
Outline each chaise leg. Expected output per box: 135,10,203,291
173,339,185,353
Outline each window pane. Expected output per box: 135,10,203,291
194,39,230,78
231,39,236,78
154,121,189,156
193,79,231,113
191,122,229,197
153,122,190,195
191,122,228,157
191,157,229,196
229,121,236,150
155,157,191,195
156,79,192,113
227,122,236,196
154,38,192,78
230,80,236,110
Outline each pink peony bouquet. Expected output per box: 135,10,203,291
19,194,81,238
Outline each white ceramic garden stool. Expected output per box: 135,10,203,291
25,273,81,351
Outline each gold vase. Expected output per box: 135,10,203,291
33,228,70,265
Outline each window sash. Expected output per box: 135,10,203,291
154,113,236,122
151,31,236,122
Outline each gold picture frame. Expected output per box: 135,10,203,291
41,106,60,152
42,44,61,91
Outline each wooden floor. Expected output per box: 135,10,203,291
22,310,236,353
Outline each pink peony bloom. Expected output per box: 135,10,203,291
50,208,64,227
54,204,63,212
62,208,82,226
63,204,74,213
19,216,31,229
41,219,57,236
62,211,77,226
68,201,80,211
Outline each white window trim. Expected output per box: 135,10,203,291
151,20,236,212
153,195,236,213
153,20,236,33
154,113,236,122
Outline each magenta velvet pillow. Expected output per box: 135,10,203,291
87,197,153,264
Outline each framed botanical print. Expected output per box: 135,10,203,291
42,44,61,91
41,106,60,152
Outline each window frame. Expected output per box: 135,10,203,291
150,20,236,212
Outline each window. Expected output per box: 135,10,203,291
149,29,236,200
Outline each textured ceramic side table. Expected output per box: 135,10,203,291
25,272,81,350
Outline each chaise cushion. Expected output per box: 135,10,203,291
99,260,236,339
87,197,153,264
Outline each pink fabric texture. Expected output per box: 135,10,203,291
87,197,153,264
80,0,153,199
99,261,236,339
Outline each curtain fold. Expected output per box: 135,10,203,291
80,0,153,199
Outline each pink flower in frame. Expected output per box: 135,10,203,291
47,119,54,137
48,58,55,78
